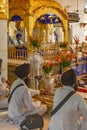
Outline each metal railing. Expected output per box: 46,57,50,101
8,46,28,60
8,44,58,60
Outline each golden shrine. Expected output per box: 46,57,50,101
9,0,68,42
6,0,69,84
1,0,84,85
0,0,87,108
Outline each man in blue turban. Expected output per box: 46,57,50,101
13,33,24,46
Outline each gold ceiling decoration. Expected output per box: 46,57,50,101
9,0,30,20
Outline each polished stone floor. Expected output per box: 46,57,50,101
0,111,50,130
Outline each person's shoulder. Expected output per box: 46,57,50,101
12,39,18,46
19,40,24,44
55,87,62,93
74,91,85,100
11,80,26,90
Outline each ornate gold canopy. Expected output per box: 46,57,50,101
0,0,68,42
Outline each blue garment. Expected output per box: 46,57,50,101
54,32,58,43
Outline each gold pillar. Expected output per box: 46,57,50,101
0,0,8,78
24,16,29,36
63,20,68,48
29,15,34,36
25,15,33,36
24,15,34,36
0,0,8,19
24,15,34,54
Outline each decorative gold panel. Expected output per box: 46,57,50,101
9,0,29,20
8,0,68,43
29,0,68,43
0,0,8,19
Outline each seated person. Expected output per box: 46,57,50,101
49,69,87,130
0,59,10,97
8,63,47,124
0,58,10,109
12,33,24,46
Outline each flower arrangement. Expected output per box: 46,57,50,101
55,50,75,68
73,36,79,44
29,36,43,49
42,60,54,74
58,42,67,48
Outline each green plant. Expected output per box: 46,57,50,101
55,50,75,68
60,58,71,67
29,36,43,49
43,61,54,74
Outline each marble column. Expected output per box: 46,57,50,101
0,20,8,78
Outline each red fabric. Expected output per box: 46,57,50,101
78,87,87,93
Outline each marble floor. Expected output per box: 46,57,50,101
43,112,50,130
0,111,50,130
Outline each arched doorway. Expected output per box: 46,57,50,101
33,13,64,44
29,0,68,43
8,15,28,46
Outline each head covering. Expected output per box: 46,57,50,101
0,58,2,68
16,33,22,38
61,69,76,86
15,63,30,79
24,77,30,87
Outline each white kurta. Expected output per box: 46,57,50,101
8,78,47,124
0,75,9,96
12,39,24,46
49,86,87,130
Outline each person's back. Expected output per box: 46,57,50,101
49,69,87,130
49,87,87,130
8,78,34,119
8,63,47,124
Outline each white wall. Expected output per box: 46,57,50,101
71,23,84,43
55,0,85,43
83,13,87,37
55,0,84,12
